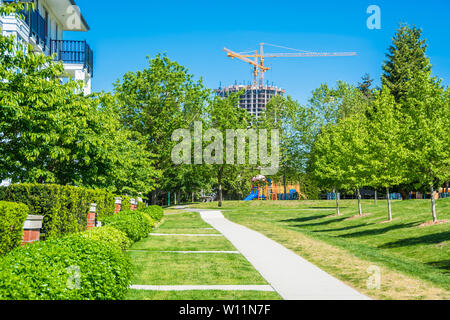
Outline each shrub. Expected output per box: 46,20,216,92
0,235,131,300
0,184,116,238
139,212,156,228
140,205,164,222
81,226,132,250
101,211,151,243
0,201,29,256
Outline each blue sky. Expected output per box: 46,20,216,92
68,0,450,104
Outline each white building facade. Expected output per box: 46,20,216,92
0,0,93,95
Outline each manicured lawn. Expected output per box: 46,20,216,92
191,199,450,300
128,251,268,285
126,210,282,300
158,212,216,230
131,236,234,252
126,290,282,300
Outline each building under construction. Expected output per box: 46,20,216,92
216,84,285,118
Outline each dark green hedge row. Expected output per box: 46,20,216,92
0,201,29,256
0,184,117,238
0,235,132,300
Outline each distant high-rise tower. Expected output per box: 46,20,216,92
216,84,285,118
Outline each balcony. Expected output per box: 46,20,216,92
50,40,94,76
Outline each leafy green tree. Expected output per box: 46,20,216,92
366,88,407,221
310,124,345,215
114,54,210,203
0,3,157,194
308,81,369,126
402,73,449,222
205,92,255,207
308,82,370,215
261,96,315,196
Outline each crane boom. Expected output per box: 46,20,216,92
224,43,357,85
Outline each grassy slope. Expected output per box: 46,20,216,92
126,211,282,300
191,199,449,300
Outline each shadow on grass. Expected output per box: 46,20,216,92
379,231,450,248
313,223,375,233
288,217,348,229
280,214,332,224
426,260,450,274
340,222,418,238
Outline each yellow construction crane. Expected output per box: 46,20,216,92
224,43,357,86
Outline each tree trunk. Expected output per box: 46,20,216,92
152,190,158,205
374,190,377,205
218,166,224,207
431,185,437,222
174,192,177,205
335,189,341,216
192,192,195,203
357,187,363,216
387,187,392,221
283,169,287,200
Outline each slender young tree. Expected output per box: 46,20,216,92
366,88,407,221
205,92,254,207
402,73,449,222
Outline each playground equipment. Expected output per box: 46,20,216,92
243,175,306,201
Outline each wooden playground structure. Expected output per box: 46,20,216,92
245,176,307,201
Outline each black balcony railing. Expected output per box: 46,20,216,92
50,40,94,76
16,4,48,47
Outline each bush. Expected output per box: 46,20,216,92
101,211,151,243
0,201,29,256
81,226,132,251
139,212,156,228
0,236,131,300
140,205,164,222
0,184,116,238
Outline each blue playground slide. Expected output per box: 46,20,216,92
243,189,259,201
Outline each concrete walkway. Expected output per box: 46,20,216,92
199,210,370,300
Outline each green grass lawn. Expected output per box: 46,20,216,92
126,210,282,300
190,198,450,300
126,290,282,300
128,251,268,285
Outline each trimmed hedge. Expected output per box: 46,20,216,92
0,235,131,300
141,205,164,222
101,210,151,243
82,226,132,251
0,184,116,238
0,201,29,256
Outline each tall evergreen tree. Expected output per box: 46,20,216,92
382,24,431,103
358,73,374,99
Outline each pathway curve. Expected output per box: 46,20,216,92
193,209,370,300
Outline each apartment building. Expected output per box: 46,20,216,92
0,0,93,95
